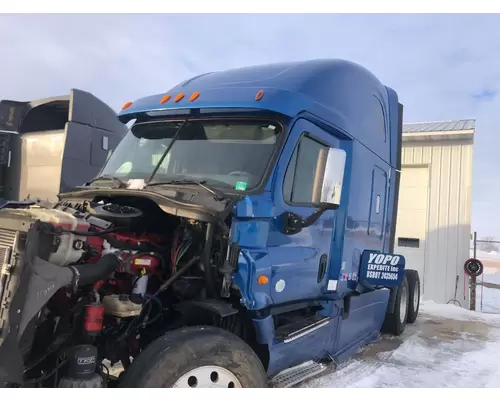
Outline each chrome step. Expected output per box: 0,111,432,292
275,316,331,343
270,360,329,388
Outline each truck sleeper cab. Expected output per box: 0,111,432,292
0,89,126,203
0,59,419,388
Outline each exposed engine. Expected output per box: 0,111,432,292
0,196,239,387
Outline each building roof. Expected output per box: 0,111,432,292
403,119,475,133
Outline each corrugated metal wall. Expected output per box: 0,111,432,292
401,139,473,306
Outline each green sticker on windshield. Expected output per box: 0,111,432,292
235,181,248,191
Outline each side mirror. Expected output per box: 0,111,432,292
282,147,347,235
311,147,347,210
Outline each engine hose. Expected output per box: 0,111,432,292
125,260,199,340
71,254,121,286
152,256,200,296
119,258,199,341
119,257,199,336
141,295,164,327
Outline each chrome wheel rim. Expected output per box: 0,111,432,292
413,284,419,310
400,285,408,323
172,366,242,388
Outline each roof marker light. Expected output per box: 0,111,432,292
121,101,133,110
255,90,265,101
174,93,185,102
189,92,200,102
160,94,171,104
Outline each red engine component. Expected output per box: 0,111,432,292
128,254,161,274
83,304,105,335
108,232,168,247
86,231,168,263
86,235,105,263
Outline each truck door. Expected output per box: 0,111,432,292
268,118,340,304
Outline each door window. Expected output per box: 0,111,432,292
283,134,328,204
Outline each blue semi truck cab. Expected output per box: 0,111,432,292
0,59,420,388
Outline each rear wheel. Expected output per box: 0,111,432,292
119,325,268,388
381,275,409,336
405,269,420,324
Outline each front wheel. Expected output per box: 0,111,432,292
119,325,268,388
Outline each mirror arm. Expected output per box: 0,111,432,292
301,204,339,228
283,204,339,235
301,207,324,228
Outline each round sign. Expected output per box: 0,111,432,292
464,258,484,277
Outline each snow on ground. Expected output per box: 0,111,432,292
301,301,500,388
300,250,500,388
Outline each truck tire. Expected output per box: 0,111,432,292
381,274,409,336
119,325,268,388
405,269,420,324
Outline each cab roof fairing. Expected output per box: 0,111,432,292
117,59,398,168
116,87,318,124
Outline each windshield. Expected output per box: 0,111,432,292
99,119,281,191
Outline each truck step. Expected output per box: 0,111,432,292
270,360,329,388
275,316,330,343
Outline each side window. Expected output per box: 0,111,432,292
283,134,327,204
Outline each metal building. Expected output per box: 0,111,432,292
395,120,475,307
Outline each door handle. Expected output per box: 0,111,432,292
317,254,328,283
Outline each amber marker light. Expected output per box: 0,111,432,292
160,94,171,104
189,92,200,102
255,90,265,101
121,101,133,110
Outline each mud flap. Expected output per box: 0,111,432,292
385,286,398,315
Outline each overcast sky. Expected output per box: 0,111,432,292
1,13,499,238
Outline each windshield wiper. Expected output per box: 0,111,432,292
87,175,128,188
147,179,225,201
147,119,189,183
